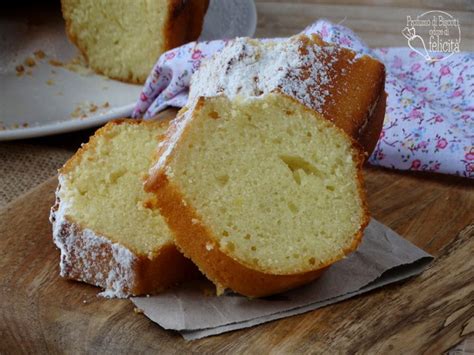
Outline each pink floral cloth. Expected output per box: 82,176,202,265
133,20,474,178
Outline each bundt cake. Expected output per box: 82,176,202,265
61,0,209,83
50,119,197,297
189,34,386,156
145,93,369,297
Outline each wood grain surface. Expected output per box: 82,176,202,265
1,167,472,353
255,0,474,49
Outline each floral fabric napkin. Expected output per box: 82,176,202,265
133,20,473,178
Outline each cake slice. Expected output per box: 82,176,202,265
145,93,369,297
61,0,209,83
50,119,197,297
189,34,386,156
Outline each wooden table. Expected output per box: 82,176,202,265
1,167,473,353
1,0,473,353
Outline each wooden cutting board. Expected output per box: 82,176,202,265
1,167,473,353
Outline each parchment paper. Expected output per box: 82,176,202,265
132,219,433,340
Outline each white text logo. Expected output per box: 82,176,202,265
402,11,461,61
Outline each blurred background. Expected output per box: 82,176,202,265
1,0,472,206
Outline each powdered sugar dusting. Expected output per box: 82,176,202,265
189,35,344,114
50,175,136,298
148,106,195,180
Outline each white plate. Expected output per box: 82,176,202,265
0,0,257,141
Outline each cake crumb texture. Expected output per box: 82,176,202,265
189,34,386,155
146,94,369,296
51,119,197,297
61,0,209,83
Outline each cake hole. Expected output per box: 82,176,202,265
307,132,312,138
216,174,229,187
308,257,316,265
222,230,229,237
105,130,119,139
108,168,127,184
326,185,335,191
285,110,294,115
226,242,235,252
279,155,322,182
245,115,258,129
288,201,299,214
292,170,301,185
209,111,220,119
244,234,251,240
251,246,257,251
233,198,244,207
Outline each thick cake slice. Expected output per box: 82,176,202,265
61,0,209,83
145,94,369,297
189,34,386,156
50,119,197,297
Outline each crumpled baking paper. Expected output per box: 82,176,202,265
132,219,433,340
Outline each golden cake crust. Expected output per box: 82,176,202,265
164,0,209,51
145,96,370,297
51,119,199,297
61,0,209,84
304,35,386,158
